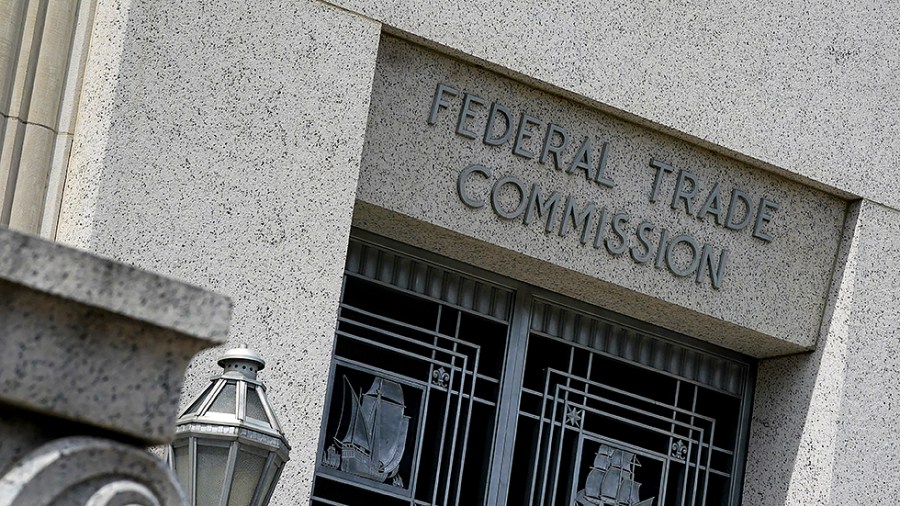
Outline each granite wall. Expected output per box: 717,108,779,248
354,36,847,359
56,0,380,502
324,0,899,209
0,226,230,505
53,0,900,504
746,201,900,504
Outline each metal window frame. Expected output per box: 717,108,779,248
312,228,757,506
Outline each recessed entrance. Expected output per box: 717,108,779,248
311,231,754,506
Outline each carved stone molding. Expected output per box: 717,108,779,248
0,436,186,506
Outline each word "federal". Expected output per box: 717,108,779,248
428,83,615,188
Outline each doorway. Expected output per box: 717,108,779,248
311,231,754,506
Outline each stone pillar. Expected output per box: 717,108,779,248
0,0,98,237
0,226,232,505
56,0,382,502
744,200,900,505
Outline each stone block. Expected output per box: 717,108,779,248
0,227,231,444
325,0,900,212
354,36,848,357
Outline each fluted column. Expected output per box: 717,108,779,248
0,0,96,237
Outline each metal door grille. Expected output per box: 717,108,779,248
510,299,748,506
312,239,514,506
312,233,754,506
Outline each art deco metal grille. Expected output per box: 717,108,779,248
312,238,514,506
508,300,749,506
311,233,754,506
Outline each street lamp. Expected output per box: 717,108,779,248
169,347,290,506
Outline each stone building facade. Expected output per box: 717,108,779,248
2,0,899,504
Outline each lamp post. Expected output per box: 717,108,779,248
169,347,290,506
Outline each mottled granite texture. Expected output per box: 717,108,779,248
56,0,381,503
744,201,900,505
354,37,847,358
325,0,899,211
50,0,900,504
0,227,230,445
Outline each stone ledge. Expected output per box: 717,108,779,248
0,227,231,341
0,227,231,444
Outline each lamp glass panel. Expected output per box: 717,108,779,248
209,382,237,415
196,444,230,506
245,387,270,426
184,383,215,415
172,444,191,495
254,462,278,506
227,448,267,506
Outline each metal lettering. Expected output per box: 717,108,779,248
725,189,752,231
697,244,729,290
593,141,615,188
605,213,630,256
648,159,674,203
428,83,458,125
457,164,493,208
567,137,594,180
665,235,701,277
491,176,529,219
456,93,485,139
592,207,609,249
558,196,596,245
752,198,779,242
671,170,700,216
654,229,669,269
540,123,569,170
524,183,561,233
513,113,542,159
429,84,776,290
630,221,655,264
483,102,514,146
697,182,724,225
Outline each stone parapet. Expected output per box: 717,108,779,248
0,226,232,504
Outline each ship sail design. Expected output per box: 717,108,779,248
575,444,654,506
323,376,410,487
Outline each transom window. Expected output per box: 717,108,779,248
311,232,754,506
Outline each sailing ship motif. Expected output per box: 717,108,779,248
574,444,654,506
322,376,410,487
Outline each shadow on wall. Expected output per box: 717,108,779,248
746,349,836,505
742,201,861,505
